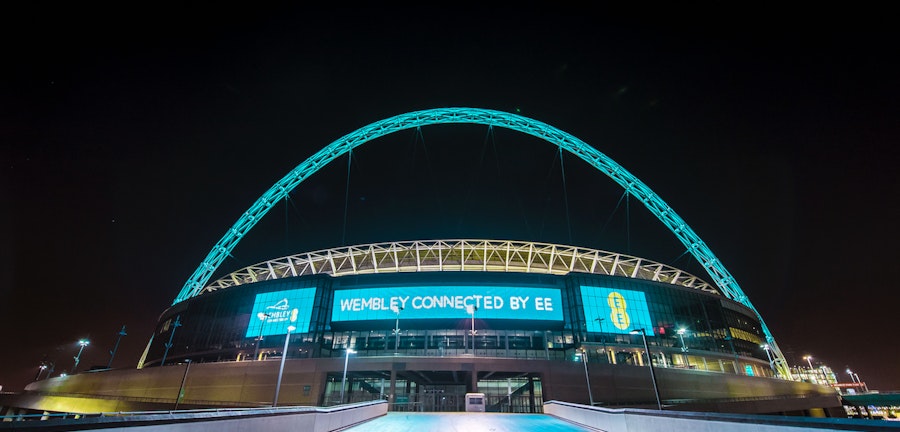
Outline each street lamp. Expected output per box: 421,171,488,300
35,364,48,381
254,313,272,360
174,359,192,410
577,347,594,406
161,315,182,367
339,347,356,404
803,355,815,382
73,339,90,373
467,305,478,356
803,355,826,384
107,325,127,369
391,305,403,352
630,328,662,410
676,328,688,352
596,318,608,363
677,328,690,369
846,368,858,383
273,325,296,407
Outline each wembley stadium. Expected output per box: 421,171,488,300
2,109,842,417
137,239,835,414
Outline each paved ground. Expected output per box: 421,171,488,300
344,412,596,432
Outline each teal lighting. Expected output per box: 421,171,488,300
331,286,563,322
245,287,316,337
173,107,789,377
581,286,654,335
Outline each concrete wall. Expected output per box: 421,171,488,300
544,401,900,432
543,359,841,413
20,359,335,409
10,356,840,415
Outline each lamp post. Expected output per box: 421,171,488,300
35,364,48,381
595,318,607,363
578,347,594,406
391,305,403,352
677,328,690,369
174,359,192,410
107,325,127,369
339,347,356,404
677,328,688,352
761,344,776,376
254,313,272,360
161,315,182,367
273,325,296,407
467,305,478,356
630,328,661,410
73,339,90,373
803,355,815,382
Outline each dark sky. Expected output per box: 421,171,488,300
2,6,898,393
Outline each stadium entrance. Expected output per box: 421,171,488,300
323,370,543,413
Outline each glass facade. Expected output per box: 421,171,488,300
146,270,772,377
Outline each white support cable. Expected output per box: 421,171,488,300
505,242,511,272
391,243,400,272
307,253,318,275
370,245,379,272
415,242,421,272
548,244,557,271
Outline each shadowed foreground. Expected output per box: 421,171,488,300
344,412,593,432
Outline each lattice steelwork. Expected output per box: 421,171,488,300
173,107,791,378
203,239,718,294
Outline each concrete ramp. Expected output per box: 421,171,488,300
343,412,595,432
0,401,387,431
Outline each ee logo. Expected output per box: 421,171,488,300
607,291,631,330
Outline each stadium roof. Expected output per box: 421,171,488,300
200,239,718,297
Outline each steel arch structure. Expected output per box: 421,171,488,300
202,239,719,294
173,107,790,377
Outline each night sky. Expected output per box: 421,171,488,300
3,6,898,393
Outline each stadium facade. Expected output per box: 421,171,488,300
138,239,832,413
2,109,842,417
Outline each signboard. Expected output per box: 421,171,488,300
245,287,317,337
581,286,655,335
331,286,563,322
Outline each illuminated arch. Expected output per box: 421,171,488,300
174,107,789,377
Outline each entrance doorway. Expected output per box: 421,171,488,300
422,385,466,412
477,374,543,413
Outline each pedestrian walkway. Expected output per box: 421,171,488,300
343,412,594,432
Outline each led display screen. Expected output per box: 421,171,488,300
331,286,563,322
245,287,317,337
581,286,655,335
